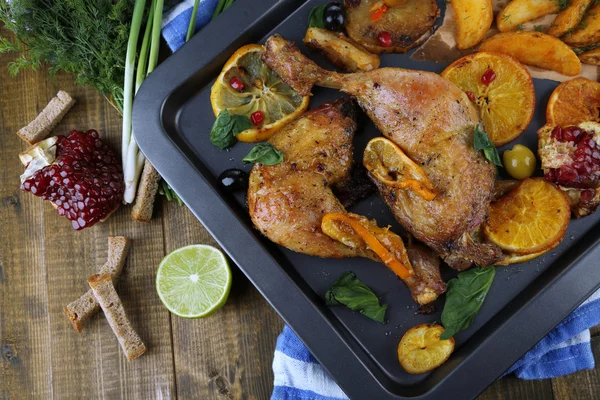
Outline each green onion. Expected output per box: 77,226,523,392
186,0,201,42
136,0,155,93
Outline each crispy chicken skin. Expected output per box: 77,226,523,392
247,99,445,304
262,35,503,269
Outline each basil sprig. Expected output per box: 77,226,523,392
440,266,496,340
308,4,327,28
474,124,503,167
325,271,387,323
210,110,253,150
242,143,284,165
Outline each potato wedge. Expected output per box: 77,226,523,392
548,0,594,37
303,27,380,72
344,0,439,54
563,2,600,46
579,46,600,65
480,31,582,76
449,0,493,49
496,0,560,32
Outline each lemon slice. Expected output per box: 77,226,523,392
156,245,231,318
441,52,535,146
398,324,455,374
210,44,310,142
363,137,438,200
483,178,570,255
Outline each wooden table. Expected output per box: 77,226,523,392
1,32,600,400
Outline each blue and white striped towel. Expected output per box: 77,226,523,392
161,4,600,399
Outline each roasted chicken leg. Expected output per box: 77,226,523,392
262,35,503,269
247,98,445,304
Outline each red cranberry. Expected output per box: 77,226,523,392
481,69,496,85
465,91,475,101
21,129,124,230
229,76,244,91
250,111,264,126
377,31,392,47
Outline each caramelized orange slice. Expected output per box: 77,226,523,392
546,78,600,127
398,324,455,374
363,137,437,200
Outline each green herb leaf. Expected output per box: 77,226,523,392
473,125,503,167
210,110,252,150
325,272,387,323
242,143,284,165
440,266,496,340
308,4,327,28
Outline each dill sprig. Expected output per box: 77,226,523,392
0,0,135,114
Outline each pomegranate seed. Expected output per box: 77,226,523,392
21,129,123,230
545,168,557,182
551,126,564,141
250,111,264,126
377,31,392,47
465,91,475,101
481,69,496,85
229,76,244,91
563,126,582,142
581,190,595,202
557,165,578,183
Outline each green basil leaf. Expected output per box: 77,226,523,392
210,110,252,150
308,4,327,28
473,124,503,167
325,271,388,323
242,143,284,165
440,266,496,340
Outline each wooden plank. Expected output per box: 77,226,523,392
551,336,600,400
0,41,53,399
161,201,284,399
479,375,553,400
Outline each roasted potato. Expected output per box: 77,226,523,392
480,31,582,76
579,46,600,65
303,27,380,72
343,0,439,54
563,2,600,46
548,0,594,37
496,0,560,32
449,0,493,49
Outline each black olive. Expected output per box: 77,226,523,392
219,168,249,192
323,2,345,32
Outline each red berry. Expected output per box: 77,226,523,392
377,31,392,47
229,76,244,91
250,111,264,126
465,91,475,101
21,129,123,230
481,69,496,85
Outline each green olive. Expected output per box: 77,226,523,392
503,144,536,179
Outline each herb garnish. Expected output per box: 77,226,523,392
325,271,387,323
308,4,328,28
474,125,503,167
242,143,284,165
440,266,496,340
210,110,253,150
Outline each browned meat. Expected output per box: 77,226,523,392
262,35,504,269
404,242,446,305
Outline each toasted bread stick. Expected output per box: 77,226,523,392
88,274,147,360
17,91,75,144
131,159,161,222
64,237,131,332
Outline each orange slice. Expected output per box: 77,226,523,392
398,324,455,375
210,44,310,142
483,178,570,255
441,52,535,146
363,137,438,201
546,78,600,127
321,212,413,279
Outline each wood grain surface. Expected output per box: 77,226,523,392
0,29,599,400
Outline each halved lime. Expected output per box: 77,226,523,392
156,245,232,318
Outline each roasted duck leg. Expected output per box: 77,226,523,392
262,35,503,269
247,98,445,304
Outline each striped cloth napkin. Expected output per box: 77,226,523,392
161,3,600,399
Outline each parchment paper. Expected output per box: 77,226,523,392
412,0,599,82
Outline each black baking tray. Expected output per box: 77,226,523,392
133,1,600,398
